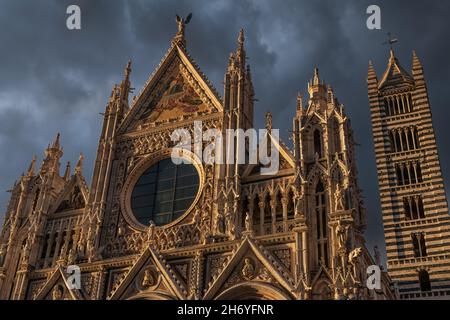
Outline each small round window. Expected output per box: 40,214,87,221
130,158,200,226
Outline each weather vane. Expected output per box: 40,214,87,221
382,32,399,50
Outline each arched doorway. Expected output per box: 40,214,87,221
214,282,292,300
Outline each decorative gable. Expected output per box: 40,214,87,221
120,44,222,134
107,246,188,300
33,267,86,300
203,237,295,300
51,175,88,215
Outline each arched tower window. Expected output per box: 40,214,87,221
252,195,260,226
332,119,341,154
275,191,283,222
263,193,271,225
412,233,427,257
315,180,328,267
314,129,323,158
287,189,295,219
419,270,431,292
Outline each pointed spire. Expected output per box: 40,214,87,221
27,155,37,177
236,28,246,70
238,28,245,48
74,153,84,175
63,161,71,181
389,48,396,63
313,67,320,85
124,59,132,81
412,50,423,71
412,50,425,82
52,132,61,150
367,60,378,84
297,93,303,112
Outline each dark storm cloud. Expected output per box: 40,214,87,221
1,0,450,262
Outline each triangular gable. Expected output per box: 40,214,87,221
269,134,295,169
107,246,187,300
119,44,222,134
242,133,295,179
33,266,86,300
50,174,88,215
203,236,295,300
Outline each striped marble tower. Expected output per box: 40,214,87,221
367,49,450,300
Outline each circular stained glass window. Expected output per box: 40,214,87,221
130,158,200,226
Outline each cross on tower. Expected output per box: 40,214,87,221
382,32,399,50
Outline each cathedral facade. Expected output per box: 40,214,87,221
368,50,450,300
0,23,395,300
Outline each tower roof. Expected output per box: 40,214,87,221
378,49,414,90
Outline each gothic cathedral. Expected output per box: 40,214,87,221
0,23,396,300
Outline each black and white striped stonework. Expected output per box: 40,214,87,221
368,50,450,300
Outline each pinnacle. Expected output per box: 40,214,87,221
52,132,61,149
75,153,84,175
238,28,245,45
125,59,132,79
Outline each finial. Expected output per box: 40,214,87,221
52,132,61,149
74,153,84,175
265,111,273,132
125,59,132,79
313,67,320,85
63,161,71,181
27,155,37,177
238,28,245,46
389,48,395,62
297,93,303,111
383,32,399,51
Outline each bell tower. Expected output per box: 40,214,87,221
368,49,450,299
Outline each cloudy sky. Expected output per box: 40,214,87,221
1,0,450,260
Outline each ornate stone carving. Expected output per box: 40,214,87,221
241,258,256,281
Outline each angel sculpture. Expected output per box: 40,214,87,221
175,13,192,35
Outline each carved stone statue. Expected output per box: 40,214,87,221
225,211,235,237
174,13,192,44
244,212,252,232
335,221,349,250
193,209,201,225
241,258,256,280
334,184,346,212
51,285,64,300
216,211,225,235
67,248,76,265
147,220,156,242
348,247,362,266
141,268,155,288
